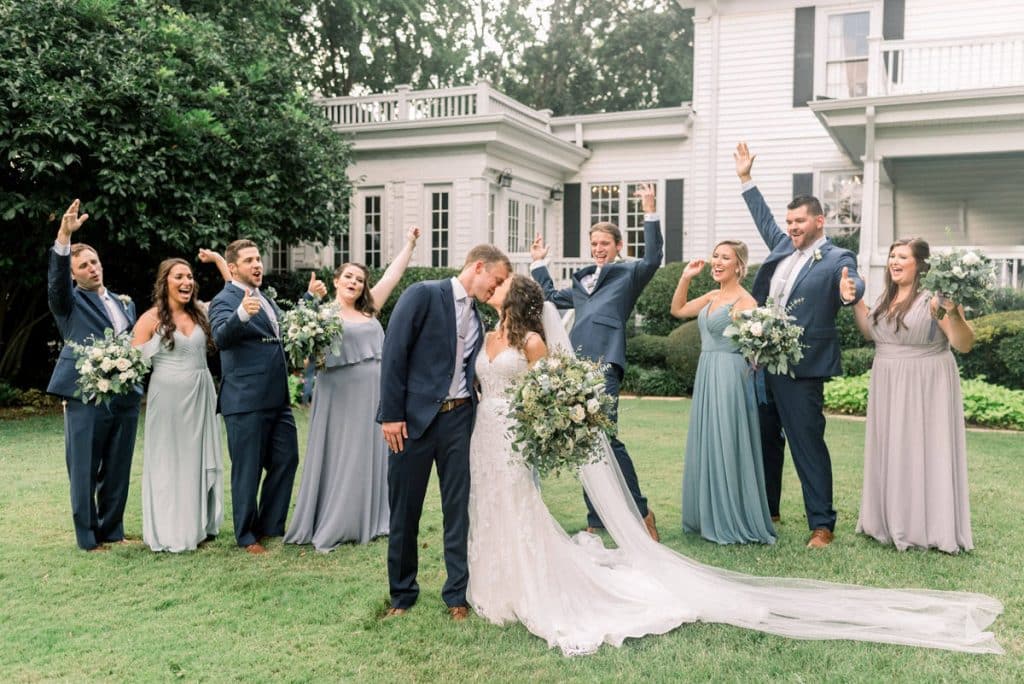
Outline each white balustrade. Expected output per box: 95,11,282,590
875,33,1024,97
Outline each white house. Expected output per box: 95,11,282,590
288,0,1023,295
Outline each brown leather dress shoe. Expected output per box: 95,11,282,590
806,528,834,549
245,543,268,555
770,515,781,524
448,606,469,621
384,607,408,618
643,510,660,542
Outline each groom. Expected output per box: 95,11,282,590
378,245,510,620
734,142,864,548
208,239,326,554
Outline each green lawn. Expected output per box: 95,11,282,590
1,399,1020,682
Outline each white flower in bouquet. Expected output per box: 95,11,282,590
723,299,806,377
280,299,344,369
69,328,150,406
96,379,111,393
115,357,131,372
921,248,998,319
506,351,616,478
89,347,104,361
99,358,116,372
749,321,763,337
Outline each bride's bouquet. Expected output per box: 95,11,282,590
506,351,615,478
69,329,149,405
280,299,344,369
723,300,805,376
920,249,998,319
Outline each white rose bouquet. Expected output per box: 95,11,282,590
69,329,149,405
280,299,344,369
920,249,997,319
506,351,615,478
723,300,806,376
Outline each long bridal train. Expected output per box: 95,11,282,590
465,303,1001,657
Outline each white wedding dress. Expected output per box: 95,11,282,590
465,305,1002,657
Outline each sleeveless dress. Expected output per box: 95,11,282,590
682,302,775,544
857,291,973,553
140,328,223,552
465,337,1002,656
285,318,389,550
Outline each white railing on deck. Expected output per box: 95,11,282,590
869,33,1024,97
315,81,551,131
939,246,1024,290
510,257,592,288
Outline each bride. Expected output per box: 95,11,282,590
466,274,1002,656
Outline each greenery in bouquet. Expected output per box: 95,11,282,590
921,249,998,319
69,329,149,406
506,352,616,478
280,299,344,369
723,300,805,376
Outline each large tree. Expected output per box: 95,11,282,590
0,0,353,384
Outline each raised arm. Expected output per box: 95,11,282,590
198,248,232,283
371,226,420,307
632,183,664,288
735,142,789,252
48,199,89,319
529,234,575,309
670,259,714,320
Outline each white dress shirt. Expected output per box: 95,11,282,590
448,277,478,399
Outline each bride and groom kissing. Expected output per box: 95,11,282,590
375,185,1002,656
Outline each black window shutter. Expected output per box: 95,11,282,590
664,179,684,263
792,173,814,199
561,183,581,258
793,7,816,107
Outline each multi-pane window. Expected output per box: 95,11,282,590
488,193,496,245
333,230,350,269
820,172,863,236
624,183,649,259
507,199,521,253
588,182,656,258
524,204,536,250
431,191,449,267
825,11,870,98
364,195,382,268
590,184,620,224
269,242,289,273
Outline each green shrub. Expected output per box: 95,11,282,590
990,287,1024,313
824,373,870,415
841,347,875,376
995,332,1024,389
664,320,702,394
635,261,761,337
626,335,671,367
0,381,20,407
955,311,1024,389
18,388,56,409
622,365,688,397
287,373,304,406
836,306,870,350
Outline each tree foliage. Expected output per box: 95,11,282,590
0,0,353,382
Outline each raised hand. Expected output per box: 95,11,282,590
530,233,549,261
839,266,858,303
242,288,262,317
406,225,421,244
634,183,656,214
197,248,222,264
681,258,706,281
58,199,89,243
734,142,755,182
307,271,328,299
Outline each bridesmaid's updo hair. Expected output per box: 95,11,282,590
873,237,931,331
333,262,376,316
501,274,546,351
152,258,215,352
713,240,750,280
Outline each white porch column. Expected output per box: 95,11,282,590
859,105,883,299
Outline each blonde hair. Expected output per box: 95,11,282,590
713,240,749,280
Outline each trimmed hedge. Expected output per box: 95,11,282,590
622,365,689,397
635,261,761,337
664,319,702,394
955,310,1024,390
626,334,671,367
991,287,1024,313
841,346,875,377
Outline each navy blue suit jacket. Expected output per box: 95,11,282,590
208,283,291,415
743,186,865,378
46,248,140,402
532,218,663,370
377,279,484,440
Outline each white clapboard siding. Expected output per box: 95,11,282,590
905,0,1024,40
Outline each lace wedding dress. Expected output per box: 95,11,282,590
464,305,1002,657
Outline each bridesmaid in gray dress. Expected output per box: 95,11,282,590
670,241,776,544
285,227,420,550
852,238,976,553
131,253,230,552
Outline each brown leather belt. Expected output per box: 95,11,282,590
438,397,470,413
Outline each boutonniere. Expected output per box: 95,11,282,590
262,286,278,301
813,249,822,263
260,336,282,344
117,294,132,306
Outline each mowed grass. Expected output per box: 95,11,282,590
0,399,1021,682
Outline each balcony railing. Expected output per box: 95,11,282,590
510,257,592,288
869,33,1024,97
939,246,1024,290
316,81,552,132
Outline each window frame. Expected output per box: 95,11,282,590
813,4,875,100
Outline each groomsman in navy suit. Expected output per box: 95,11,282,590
208,239,326,554
530,183,662,541
46,199,141,551
378,245,510,620
734,142,864,548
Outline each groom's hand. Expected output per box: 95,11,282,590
382,421,408,453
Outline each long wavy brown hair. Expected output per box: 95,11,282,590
152,258,215,352
334,262,376,316
500,274,546,350
872,238,931,332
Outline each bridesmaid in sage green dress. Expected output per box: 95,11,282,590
670,240,776,544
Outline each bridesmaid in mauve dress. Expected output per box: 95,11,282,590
670,241,776,545
131,252,231,552
285,227,419,551
851,238,977,553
